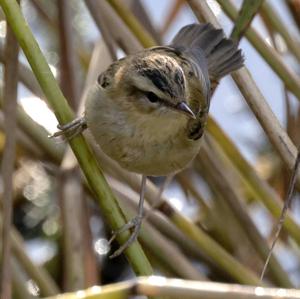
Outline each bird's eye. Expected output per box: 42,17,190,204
145,92,160,103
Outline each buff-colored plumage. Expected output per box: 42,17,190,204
85,83,201,176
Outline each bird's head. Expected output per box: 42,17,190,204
116,53,196,119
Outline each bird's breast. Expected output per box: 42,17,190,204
85,85,202,176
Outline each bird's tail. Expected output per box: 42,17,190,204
171,23,244,82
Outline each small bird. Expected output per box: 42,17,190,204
53,23,244,257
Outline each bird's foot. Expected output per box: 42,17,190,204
49,117,87,140
109,215,143,258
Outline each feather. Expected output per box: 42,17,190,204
171,23,244,82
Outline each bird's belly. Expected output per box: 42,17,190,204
119,139,202,176
89,121,202,176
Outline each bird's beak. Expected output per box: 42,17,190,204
176,102,196,119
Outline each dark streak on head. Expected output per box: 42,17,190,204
174,69,184,85
154,58,162,66
134,52,186,100
139,68,175,97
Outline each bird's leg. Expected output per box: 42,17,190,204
144,174,174,220
156,175,173,206
50,116,87,139
109,175,147,258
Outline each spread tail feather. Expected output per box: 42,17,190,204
171,23,244,81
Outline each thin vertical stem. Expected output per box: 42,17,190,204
230,0,264,42
0,9,19,299
85,0,117,61
58,0,80,110
261,151,300,280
